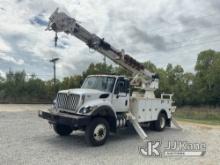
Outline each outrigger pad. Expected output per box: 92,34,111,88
126,112,148,141
171,117,182,130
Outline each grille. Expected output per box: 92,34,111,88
56,93,80,111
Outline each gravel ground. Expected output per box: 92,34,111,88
0,104,219,165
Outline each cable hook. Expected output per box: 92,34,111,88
54,32,58,47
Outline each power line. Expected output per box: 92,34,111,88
146,36,220,55
151,21,220,40
144,12,220,34
6,73,53,77
160,33,220,51
168,41,220,58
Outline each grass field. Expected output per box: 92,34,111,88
174,106,220,125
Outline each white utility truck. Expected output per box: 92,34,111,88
39,9,179,146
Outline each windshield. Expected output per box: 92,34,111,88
81,76,116,92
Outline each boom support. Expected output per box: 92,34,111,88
46,8,159,97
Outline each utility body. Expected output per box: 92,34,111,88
39,9,179,146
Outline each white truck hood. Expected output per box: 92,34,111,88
58,88,106,95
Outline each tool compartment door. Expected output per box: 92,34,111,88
130,98,152,122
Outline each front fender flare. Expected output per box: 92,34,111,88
91,105,117,132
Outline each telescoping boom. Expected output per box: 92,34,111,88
46,8,159,96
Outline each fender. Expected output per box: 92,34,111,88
91,105,117,133
157,109,168,119
158,109,171,126
91,105,116,117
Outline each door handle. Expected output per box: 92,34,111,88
125,100,128,106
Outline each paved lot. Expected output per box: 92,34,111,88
0,104,219,165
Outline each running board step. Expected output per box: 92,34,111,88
126,112,148,141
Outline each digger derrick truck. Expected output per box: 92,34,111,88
38,8,179,146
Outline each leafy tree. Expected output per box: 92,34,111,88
60,75,83,89
0,49,219,106
0,75,4,82
143,61,157,73
113,66,131,77
82,63,114,78
194,50,220,105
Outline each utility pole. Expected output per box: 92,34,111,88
50,57,59,94
103,56,107,73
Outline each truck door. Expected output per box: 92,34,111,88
112,78,130,112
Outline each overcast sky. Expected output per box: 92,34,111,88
0,0,220,79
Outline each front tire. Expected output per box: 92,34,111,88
85,117,109,146
53,124,73,136
155,113,167,131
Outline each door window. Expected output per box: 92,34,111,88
115,79,129,94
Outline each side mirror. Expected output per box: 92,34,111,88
114,86,119,95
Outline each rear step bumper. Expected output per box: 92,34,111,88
38,110,90,127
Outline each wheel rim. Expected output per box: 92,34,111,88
160,116,165,128
93,124,106,141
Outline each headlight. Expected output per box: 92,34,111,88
51,99,59,113
52,99,57,108
79,106,98,114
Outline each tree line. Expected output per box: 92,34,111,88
0,49,219,106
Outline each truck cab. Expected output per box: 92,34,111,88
53,75,130,115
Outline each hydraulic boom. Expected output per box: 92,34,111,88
46,8,159,97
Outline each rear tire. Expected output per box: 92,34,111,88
155,113,166,131
85,117,109,146
53,124,73,136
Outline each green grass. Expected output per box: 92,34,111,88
174,117,220,125
174,107,220,125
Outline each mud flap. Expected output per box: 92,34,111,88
171,117,182,130
126,112,148,141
